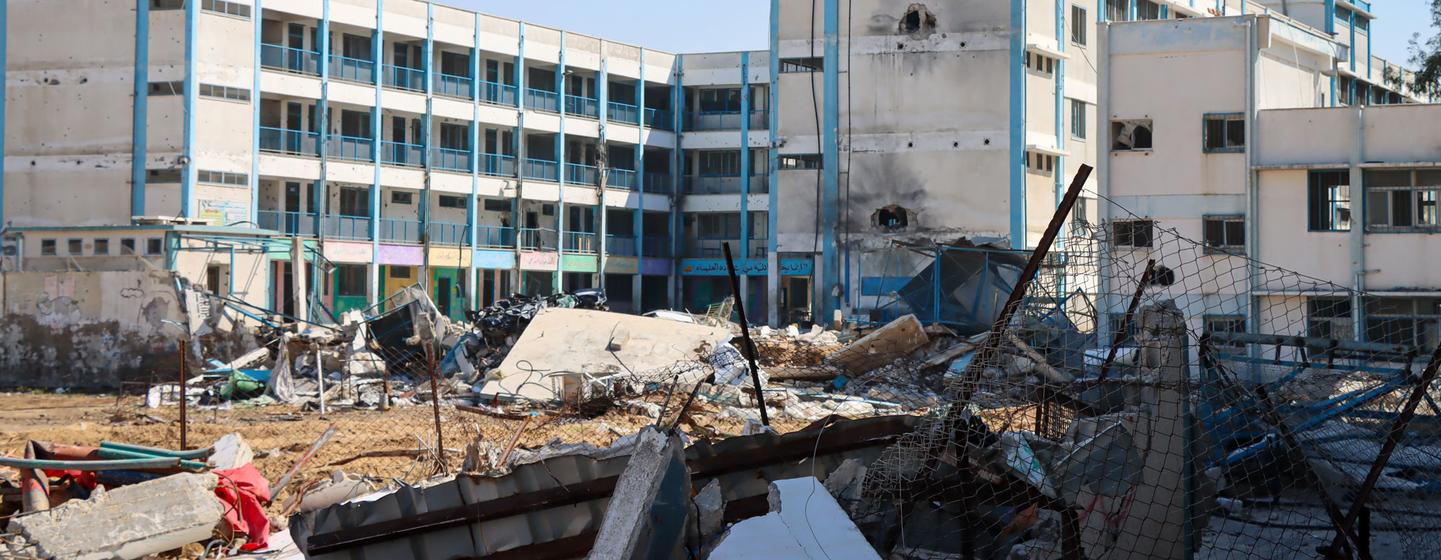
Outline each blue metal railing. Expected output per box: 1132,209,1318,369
478,80,518,106
607,235,638,256
520,227,558,250
382,141,424,167
435,73,473,99
324,215,372,240
684,174,744,194
257,210,318,237
478,153,517,177
642,236,671,258
258,127,319,156
475,225,515,248
330,54,375,83
564,162,598,185
383,64,425,92
328,135,374,162
564,95,599,118
563,231,597,254
524,158,559,182
380,218,422,243
643,173,672,194
526,88,559,113
687,110,770,131
426,221,469,246
607,168,637,190
260,44,319,75
608,101,640,124
431,147,471,172
645,108,673,131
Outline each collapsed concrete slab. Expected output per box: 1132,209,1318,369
709,477,881,560
586,428,691,560
7,473,224,560
824,314,929,374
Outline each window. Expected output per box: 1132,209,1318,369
1112,220,1154,248
439,123,470,150
1107,312,1138,345
146,238,163,255
438,195,468,209
201,0,251,18
1136,0,1162,20
695,213,742,239
148,168,182,183
147,81,184,96
67,239,83,255
779,154,822,171
93,239,110,255
482,199,511,212
1204,315,1247,348
1111,120,1153,151
1365,170,1441,232
339,187,369,217
1027,152,1055,176
1071,197,1091,227
1308,170,1351,231
1025,52,1056,76
390,191,413,205
1203,215,1245,254
151,0,183,9
1364,298,1441,349
389,266,412,279
198,83,250,102
1203,113,1245,153
1307,298,1354,340
206,265,223,294
1070,99,1087,140
779,57,823,73
1105,0,1128,21
542,204,556,216
335,265,367,297
120,239,137,255
197,170,248,186
1071,6,1088,45
40,240,56,256
699,151,742,176
698,88,742,112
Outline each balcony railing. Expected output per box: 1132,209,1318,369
687,110,770,131
564,95,599,119
260,44,319,76
330,54,375,83
607,168,637,190
435,73,472,99
380,217,422,244
383,64,424,92
643,173,672,194
328,135,374,162
642,236,672,258
564,162,598,185
684,175,744,195
478,153,517,177
478,80,518,107
608,101,640,125
431,147,471,173
259,127,319,157
563,231,597,254
257,210,318,237
520,227,558,250
382,141,424,167
426,221,469,246
688,238,767,259
475,225,515,248
524,158,559,182
606,235,637,257
324,215,371,240
644,108,673,131
526,88,559,113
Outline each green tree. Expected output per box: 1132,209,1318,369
1401,1,1441,97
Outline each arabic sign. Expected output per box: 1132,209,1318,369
680,258,813,277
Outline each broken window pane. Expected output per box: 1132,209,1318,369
1112,120,1152,151
1308,170,1351,231
779,57,823,73
1203,114,1244,152
1071,6,1088,45
40,240,56,256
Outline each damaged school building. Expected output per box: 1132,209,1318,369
6,0,1441,559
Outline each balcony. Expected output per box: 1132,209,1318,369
688,238,766,259
644,108,673,131
383,64,424,92
607,168,637,190
524,158,559,182
380,217,422,244
261,44,319,76
435,73,472,99
431,147,471,173
606,235,637,257
683,175,743,195
642,236,672,258
526,88,559,113
686,110,769,131
426,221,469,246
564,162,598,186
259,127,319,157
608,101,640,125
478,153,517,178
643,173,672,194
563,231,597,254
382,141,424,167
475,225,515,249
478,80,518,107
520,227,558,251
328,135,374,162
257,210,318,237
330,54,375,84
324,215,371,240
564,95,599,119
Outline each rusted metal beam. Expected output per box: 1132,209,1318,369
1095,258,1156,383
723,241,769,426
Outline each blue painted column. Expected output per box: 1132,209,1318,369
1326,0,1337,106
1055,0,1066,216
597,56,609,285
669,56,683,308
739,53,752,260
249,0,261,225
369,0,384,306
512,24,526,293
1127,0,1136,20
821,0,840,319
766,0,781,326
421,1,434,247
313,0,332,318
132,0,150,218
1008,0,1027,249
633,51,646,306
554,32,567,294
468,13,481,309
181,0,199,218
1348,8,1356,73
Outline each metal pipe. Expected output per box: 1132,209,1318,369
270,423,338,503
93,448,208,472
179,339,188,450
99,440,212,460
0,456,182,471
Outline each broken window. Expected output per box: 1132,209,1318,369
1203,215,1246,254
1070,99,1087,140
1364,297,1441,349
389,266,412,279
146,238,163,255
147,81,184,96
1111,220,1153,248
67,239,83,255
1203,113,1245,153
1365,170,1441,232
390,191,413,205
875,206,910,232
1111,120,1153,151
1307,297,1354,340
1307,170,1351,232
206,265,223,294
438,195,468,209
335,265,368,297
779,57,823,73
120,239,136,255
1205,315,1247,348
1105,0,1127,21
1071,5,1088,45
778,154,822,170
150,0,183,10
201,0,251,18
93,239,110,256
482,199,511,212
40,240,56,256
899,4,937,36
148,168,182,183
1136,0,1162,20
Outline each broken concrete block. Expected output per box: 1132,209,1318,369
9,473,224,560
823,458,867,503
694,479,726,539
586,427,690,560
208,433,254,470
710,477,881,560
824,314,929,373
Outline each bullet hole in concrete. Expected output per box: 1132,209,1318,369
960,42,967,48
984,138,991,145
899,4,937,37
897,42,905,49
874,205,911,232
952,141,959,148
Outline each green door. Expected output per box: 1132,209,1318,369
331,264,369,315
431,268,466,322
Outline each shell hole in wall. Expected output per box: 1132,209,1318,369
899,4,937,37
874,205,911,232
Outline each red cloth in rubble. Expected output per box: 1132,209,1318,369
214,464,272,551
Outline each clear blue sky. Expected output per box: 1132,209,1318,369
443,0,1435,68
